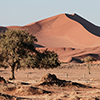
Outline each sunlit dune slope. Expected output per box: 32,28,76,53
1,13,100,62
7,13,100,48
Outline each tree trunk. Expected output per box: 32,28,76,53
9,66,15,80
87,63,91,74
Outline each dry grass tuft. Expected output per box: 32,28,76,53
37,73,92,88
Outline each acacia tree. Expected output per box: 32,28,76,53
0,29,60,80
0,29,37,80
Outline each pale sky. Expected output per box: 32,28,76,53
0,0,100,26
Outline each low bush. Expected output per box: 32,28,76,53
81,56,96,63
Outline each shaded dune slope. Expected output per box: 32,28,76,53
25,14,100,48
35,14,100,48
66,13,100,37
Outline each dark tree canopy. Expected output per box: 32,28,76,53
0,29,60,80
0,29,37,79
36,49,60,69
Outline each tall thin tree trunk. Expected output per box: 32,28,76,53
9,66,15,80
87,63,91,74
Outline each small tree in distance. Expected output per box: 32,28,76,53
0,29,60,80
81,56,96,74
81,56,96,63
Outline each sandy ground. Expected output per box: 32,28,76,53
1,63,100,100
0,13,100,100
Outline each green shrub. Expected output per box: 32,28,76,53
36,49,61,69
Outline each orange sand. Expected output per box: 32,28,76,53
1,13,100,62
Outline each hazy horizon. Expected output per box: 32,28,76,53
0,0,100,26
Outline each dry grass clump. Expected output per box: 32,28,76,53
0,93,16,100
15,86,51,95
0,92,31,100
37,73,92,88
0,83,17,93
0,76,51,96
0,83,51,96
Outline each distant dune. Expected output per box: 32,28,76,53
1,13,100,62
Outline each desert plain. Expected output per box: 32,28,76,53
0,13,100,100
1,63,100,100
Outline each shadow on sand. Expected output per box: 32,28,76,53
34,44,45,48
65,13,100,37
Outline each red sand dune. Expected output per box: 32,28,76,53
1,13,100,62
7,13,100,48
